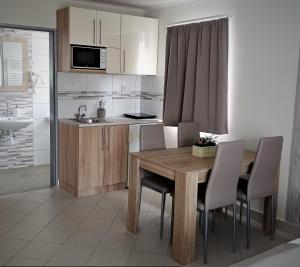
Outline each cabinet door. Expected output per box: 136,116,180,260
69,7,97,46
78,126,105,191
121,15,158,75
104,125,128,185
106,48,120,74
97,11,120,48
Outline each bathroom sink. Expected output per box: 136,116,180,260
0,117,33,130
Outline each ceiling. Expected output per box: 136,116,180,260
84,0,183,9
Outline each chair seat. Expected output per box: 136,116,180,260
237,175,249,201
197,183,207,210
141,175,174,193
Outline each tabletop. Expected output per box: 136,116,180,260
131,147,256,182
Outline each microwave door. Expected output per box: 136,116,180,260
72,46,103,70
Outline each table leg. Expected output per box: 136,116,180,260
263,170,279,234
127,155,141,234
172,172,198,265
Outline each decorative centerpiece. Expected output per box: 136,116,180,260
192,135,217,158
97,98,106,118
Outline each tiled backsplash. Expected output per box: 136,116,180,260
0,28,50,169
58,73,164,119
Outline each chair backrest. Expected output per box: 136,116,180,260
140,124,166,152
247,136,283,201
205,140,245,211
178,122,199,147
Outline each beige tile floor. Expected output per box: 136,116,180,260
0,165,50,195
0,187,295,266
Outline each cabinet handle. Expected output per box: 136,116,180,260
106,127,110,150
123,50,126,73
99,20,102,45
102,127,105,151
93,19,96,44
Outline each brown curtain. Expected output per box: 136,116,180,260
163,18,228,134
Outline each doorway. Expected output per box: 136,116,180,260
0,25,57,195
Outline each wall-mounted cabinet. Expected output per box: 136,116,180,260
57,6,158,75
69,7,97,47
69,7,120,48
97,10,121,48
121,15,158,75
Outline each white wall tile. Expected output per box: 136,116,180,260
112,98,136,116
32,38,49,56
135,76,142,92
140,99,151,114
112,75,137,93
33,103,49,119
34,149,50,165
58,99,82,119
135,99,140,113
152,76,164,94
33,87,49,104
141,76,153,92
35,71,49,88
33,119,50,135
151,100,163,119
58,72,86,92
86,74,113,92
32,55,49,72
34,134,50,150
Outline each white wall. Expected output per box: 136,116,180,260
0,0,144,29
146,0,300,220
32,31,50,166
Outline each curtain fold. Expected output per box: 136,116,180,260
163,18,228,134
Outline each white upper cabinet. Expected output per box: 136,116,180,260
97,11,120,48
69,7,97,46
69,8,121,48
121,15,158,75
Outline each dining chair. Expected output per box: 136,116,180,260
197,140,245,264
237,136,283,249
178,122,199,147
140,124,175,238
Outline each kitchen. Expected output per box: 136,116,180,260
57,6,167,196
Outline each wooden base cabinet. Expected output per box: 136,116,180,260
59,122,129,197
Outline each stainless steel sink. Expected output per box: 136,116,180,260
71,118,112,124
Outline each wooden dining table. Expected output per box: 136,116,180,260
127,147,278,265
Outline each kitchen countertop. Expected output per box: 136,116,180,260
59,116,162,127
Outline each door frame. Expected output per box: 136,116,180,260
0,23,58,186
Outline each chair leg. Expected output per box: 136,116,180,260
160,192,166,239
211,209,216,234
203,210,209,264
246,201,250,249
271,195,274,241
239,201,243,224
233,203,236,253
139,185,142,211
170,196,174,245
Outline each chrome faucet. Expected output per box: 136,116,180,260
78,105,87,119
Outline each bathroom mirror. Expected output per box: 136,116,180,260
0,37,28,92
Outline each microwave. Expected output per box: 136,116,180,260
71,45,106,70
